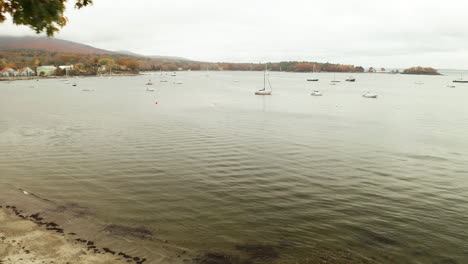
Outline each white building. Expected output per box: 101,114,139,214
36,66,57,76
59,65,73,70
19,67,35,76
0,67,16,77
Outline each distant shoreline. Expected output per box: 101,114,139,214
0,73,140,82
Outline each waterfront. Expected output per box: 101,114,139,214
1,71,467,263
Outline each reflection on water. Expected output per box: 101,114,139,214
0,71,467,263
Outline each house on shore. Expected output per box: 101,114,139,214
59,65,73,75
19,67,35,76
36,66,57,76
0,68,17,77
59,65,73,70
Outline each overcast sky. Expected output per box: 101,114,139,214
1,0,468,68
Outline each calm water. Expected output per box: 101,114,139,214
1,71,467,263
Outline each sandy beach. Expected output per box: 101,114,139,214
0,206,146,264
0,187,193,264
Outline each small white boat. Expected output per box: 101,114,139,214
146,79,154,85
311,90,322,96
362,92,378,98
233,80,240,82
174,81,183,84
453,73,468,83
255,90,272,95
414,81,424,84
82,88,94,91
255,65,272,95
171,72,177,77
331,73,340,83
146,87,155,91
72,83,77,87
160,80,168,82
447,85,456,88
307,65,319,81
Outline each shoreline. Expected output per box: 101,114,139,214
0,73,140,82
0,205,147,264
0,187,192,264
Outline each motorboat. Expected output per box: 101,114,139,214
311,90,322,96
414,81,424,84
146,79,154,85
362,92,378,98
345,77,356,82
146,87,155,91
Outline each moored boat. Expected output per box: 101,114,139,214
311,90,322,96
362,92,378,98
255,65,272,95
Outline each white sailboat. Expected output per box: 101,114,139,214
453,73,468,83
331,73,340,83
255,65,272,95
307,65,319,81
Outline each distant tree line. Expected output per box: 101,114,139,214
0,49,369,75
402,66,441,75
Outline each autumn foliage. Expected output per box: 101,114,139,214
0,49,365,75
402,66,440,75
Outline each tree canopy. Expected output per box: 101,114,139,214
0,0,92,36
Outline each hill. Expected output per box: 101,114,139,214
115,50,190,61
0,36,114,54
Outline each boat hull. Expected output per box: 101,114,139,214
307,79,319,81
453,80,468,83
255,91,272,95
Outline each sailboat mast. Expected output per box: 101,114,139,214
264,64,266,90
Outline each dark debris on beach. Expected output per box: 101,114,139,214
1,204,148,264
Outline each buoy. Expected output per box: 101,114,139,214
155,101,158,104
